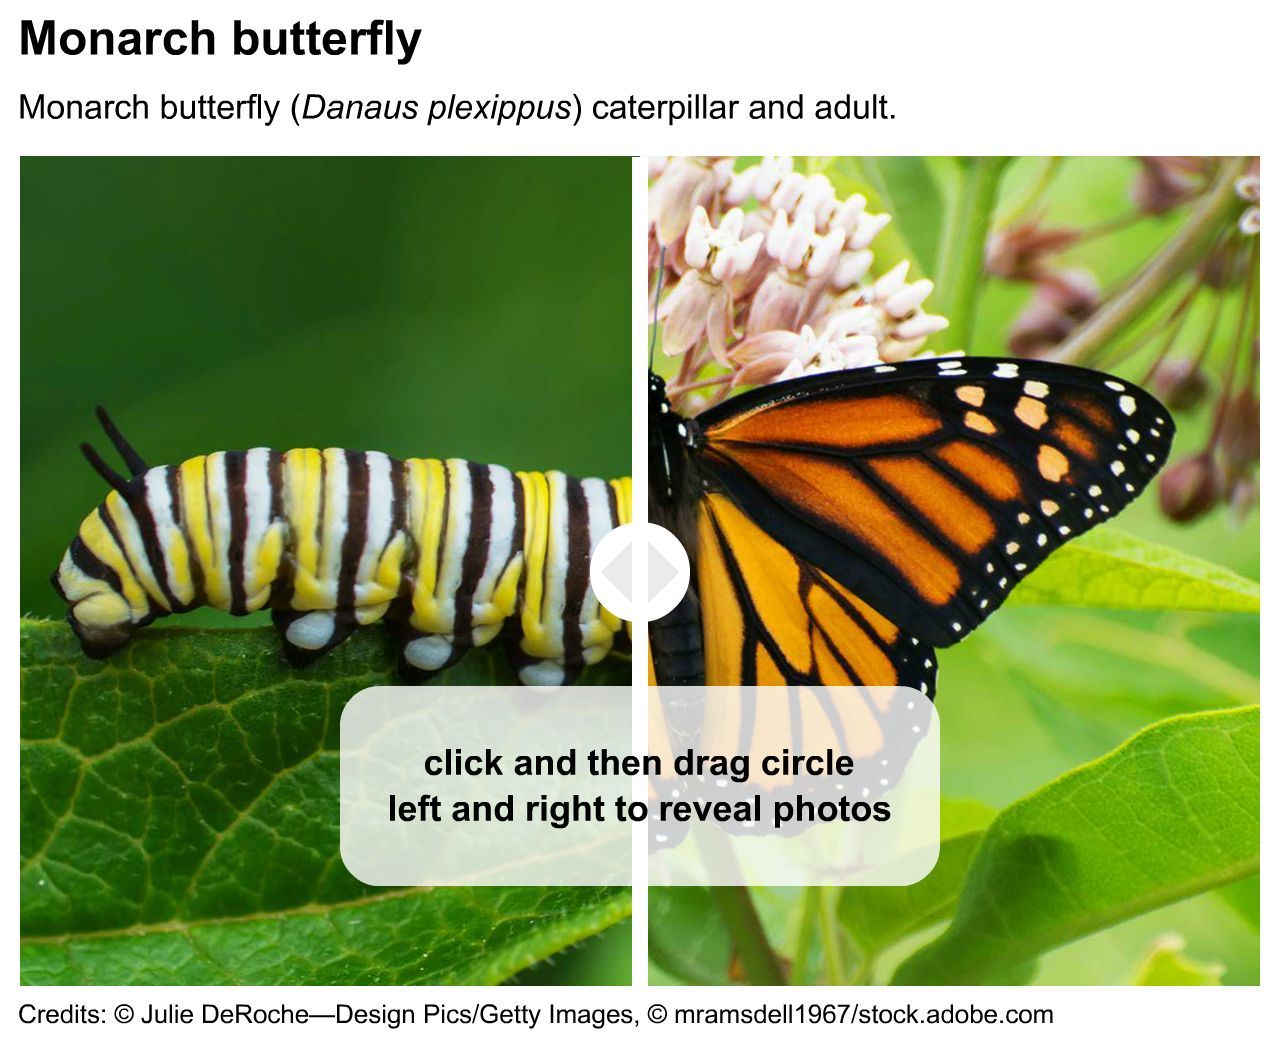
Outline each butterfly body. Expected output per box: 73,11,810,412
649,373,707,685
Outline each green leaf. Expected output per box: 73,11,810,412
20,618,630,985
892,706,1259,985
826,160,923,274
845,157,945,274
1218,874,1260,931
838,801,994,958
648,887,733,986
1010,528,1260,613
1132,935,1224,985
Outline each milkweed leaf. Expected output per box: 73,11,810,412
1010,528,1259,613
892,706,1259,985
19,618,630,984
837,800,994,960
1132,935,1224,986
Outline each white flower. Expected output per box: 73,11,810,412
849,211,892,250
819,260,949,360
659,208,762,363
729,324,882,385
766,210,846,278
684,207,763,282
648,156,735,246
724,156,793,206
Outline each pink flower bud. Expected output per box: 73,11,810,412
1039,269,1101,318
1151,357,1212,411
1229,476,1259,523
1007,295,1077,357
1197,241,1247,289
1219,388,1260,477
1159,453,1223,523
986,221,1081,281
1132,156,1206,216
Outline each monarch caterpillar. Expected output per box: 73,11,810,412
53,409,631,686
649,356,1174,690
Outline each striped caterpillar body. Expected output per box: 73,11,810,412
53,409,631,686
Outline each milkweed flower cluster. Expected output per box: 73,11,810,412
649,156,950,413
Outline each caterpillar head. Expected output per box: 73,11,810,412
52,406,155,658
51,547,140,658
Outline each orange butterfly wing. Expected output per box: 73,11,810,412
694,357,1172,648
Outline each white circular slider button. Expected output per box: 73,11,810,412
589,522,690,622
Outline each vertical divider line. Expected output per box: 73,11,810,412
629,155,651,988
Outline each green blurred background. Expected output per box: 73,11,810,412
21,155,632,985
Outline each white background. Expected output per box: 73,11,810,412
4,0,1273,1033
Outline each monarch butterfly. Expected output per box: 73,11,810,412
649,356,1173,691
645,356,1173,854
53,409,631,686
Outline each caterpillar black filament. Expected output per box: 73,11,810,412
53,409,631,686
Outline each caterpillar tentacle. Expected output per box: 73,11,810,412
53,424,631,686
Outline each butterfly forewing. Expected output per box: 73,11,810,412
693,357,1173,648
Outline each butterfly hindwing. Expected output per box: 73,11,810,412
695,492,937,693
693,356,1173,648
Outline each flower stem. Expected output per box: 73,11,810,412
930,157,1012,353
817,886,848,983
1050,156,1250,366
994,156,1062,229
790,887,822,985
708,886,787,985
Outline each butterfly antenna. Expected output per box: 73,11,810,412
94,405,148,476
648,245,666,372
